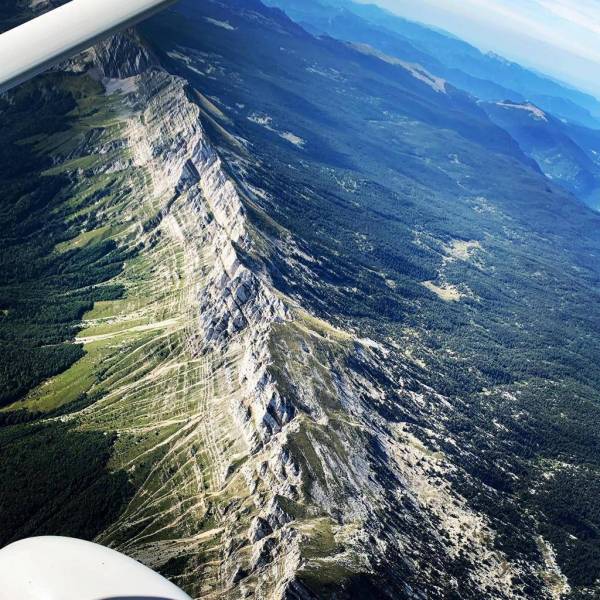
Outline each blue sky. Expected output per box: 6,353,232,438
360,0,600,97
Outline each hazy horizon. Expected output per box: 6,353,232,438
358,0,600,99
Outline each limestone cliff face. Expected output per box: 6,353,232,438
56,31,311,598
20,21,562,600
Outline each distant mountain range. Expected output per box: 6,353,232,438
265,0,600,128
482,101,600,208
265,0,600,208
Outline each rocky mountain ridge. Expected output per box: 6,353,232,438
66,23,562,600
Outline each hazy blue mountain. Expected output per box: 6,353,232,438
265,0,600,205
265,0,600,128
482,100,600,208
2,0,600,598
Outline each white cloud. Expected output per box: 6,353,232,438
536,0,600,35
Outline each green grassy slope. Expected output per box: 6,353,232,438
0,75,129,409
0,71,135,547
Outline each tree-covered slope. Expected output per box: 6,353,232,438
482,100,600,209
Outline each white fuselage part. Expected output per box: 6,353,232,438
0,0,177,94
0,536,192,599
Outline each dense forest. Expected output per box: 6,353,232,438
0,77,126,408
0,414,132,546
0,50,133,544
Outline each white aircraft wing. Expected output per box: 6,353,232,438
0,536,192,599
0,0,176,94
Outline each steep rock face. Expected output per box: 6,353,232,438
76,33,302,597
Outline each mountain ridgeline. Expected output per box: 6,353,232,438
1,0,600,599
